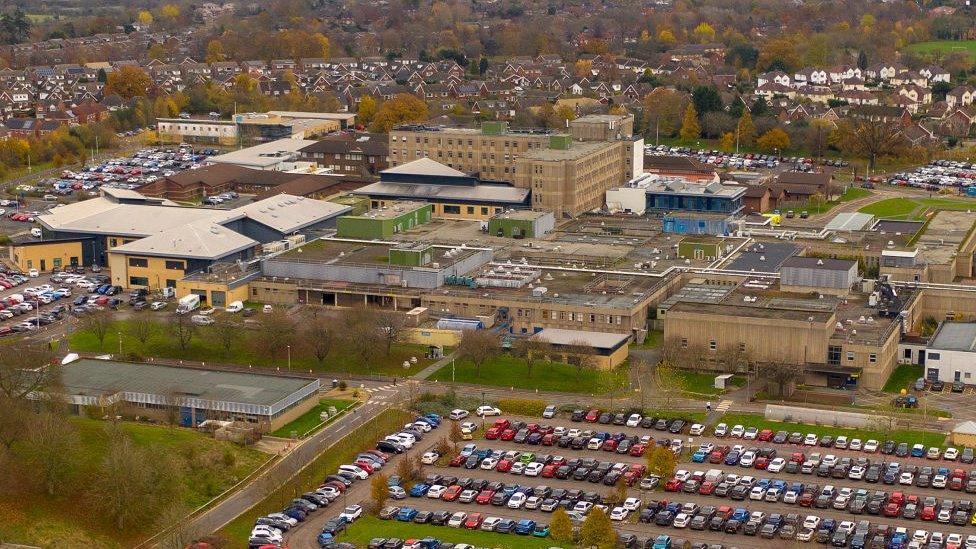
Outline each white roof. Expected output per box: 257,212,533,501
112,222,257,260
825,212,875,232
38,198,216,236
954,420,976,435
353,181,528,204
223,194,351,233
531,328,630,350
207,138,316,168
881,249,918,258
382,158,469,178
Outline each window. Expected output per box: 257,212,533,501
53,258,61,269
709,340,717,351
165,260,185,270
846,352,855,361
466,206,474,214
128,257,148,268
680,338,688,349
738,342,746,352
443,205,461,214
828,345,842,365
165,279,176,287
129,276,149,287
928,352,941,361
481,207,488,215
110,238,118,247
869,353,877,363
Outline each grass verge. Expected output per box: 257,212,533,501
218,408,413,546
428,355,629,394
336,516,555,548
676,371,744,396
269,398,356,438
717,412,947,448
882,364,923,394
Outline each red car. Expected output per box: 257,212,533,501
550,456,567,467
790,452,805,464
890,492,905,506
708,451,725,464
601,439,618,452
623,471,640,486
920,506,936,521
500,429,516,441
758,429,774,442
485,427,502,440
629,444,646,457
449,454,466,467
754,457,770,470
699,481,716,495
526,423,540,432
541,434,555,446
442,485,462,501
585,409,600,422
950,476,964,491
883,502,901,517
475,490,494,504
463,513,484,529
496,459,513,472
541,464,558,478
492,418,511,430
664,478,683,492
354,460,375,474
0,326,12,337
798,492,815,507
716,505,733,519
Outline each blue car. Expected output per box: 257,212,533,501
911,445,925,458
396,507,418,521
532,523,550,537
410,483,430,497
692,450,707,463
652,534,672,549
317,532,335,547
724,451,740,465
731,508,749,522
514,519,536,535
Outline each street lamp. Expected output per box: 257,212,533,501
117,331,122,356
481,391,486,431
287,345,291,371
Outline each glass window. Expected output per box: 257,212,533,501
129,276,149,287
128,257,148,268
443,205,461,214
165,260,185,270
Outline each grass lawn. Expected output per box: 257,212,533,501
718,412,947,449
675,371,744,396
0,417,268,548
219,409,414,546
883,363,923,394
794,186,874,216
269,398,355,438
336,516,558,548
858,197,920,219
858,196,976,220
428,355,629,394
906,40,976,56
634,330,663,348
68,318,437,376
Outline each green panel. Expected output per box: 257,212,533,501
488,217,534,238
337,216,385,239
548,135,571,150
678,241,720,259
389,246,433,266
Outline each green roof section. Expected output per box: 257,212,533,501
336,201,433,239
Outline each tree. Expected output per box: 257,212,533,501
93,430,182,530
833,119,907,171
0,337,56,400
692,22,716,44
80,309,113,349
933,81,953,102
357,95,378,127
253,310,297,361
657,29,676,46
574,59,593,77
304,315,337,365
127,310,155,349
479,57,489,75
560,339,597,381
26,410,81,496
645,444,678,479
170,313,196,355
642,88,687,138
736,109,756,147
370,93,428,133
757,362,805,398
757,127,791,152
757,36,801,72
655,356,683,410
550,507,574,543
692,86,723,115
580,507,616,549
205,40,226,63
313,33,331,59
210,316,241,355
511,337,550,378
679,103,700,141
138,10,154,26
376,311,407,357
456,329,500,378
160,4,181,21
148,43,168,61
369,473,389,513
719,132,735,152
806,118,834,158
719,342,751,374
341,308,384,370
104,65,152,100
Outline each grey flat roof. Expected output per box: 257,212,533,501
781,256,857,271
724,242,800,272
61,358,317,406
532,328,630,350
353,181,529,204
930,322,976,352
826,212,874,232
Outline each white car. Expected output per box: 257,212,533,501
804,433,819,446
796,528,815,542
225,300,243,313
479,517,502,531
525,495,542,509
848,465,866,480
821,454,838,467
626,413,642,427
689,423,705,436
427,485,447,498
743,426,759,440
421,451,440,465
27,269,38,277
476,406,501,417
899,472,915,485
610,507,631,522
863,439,879,453
507,492,527,509
510,462,526,475
339,504,363,522
447,511,467,528
337,464,368,479
623,497,642,511
266,513,298,526
573,501,594,514
460,421,477,432
849,438,863,451
739,451,756,467
191,314,214,326
945,447,960,461
767,457,786,473
714,423,728,437
480,457,499,470
150,301,167,310
449,409,470,420
749,486,765,500
729,424,745,438
524,462,544,476
802,515,821,530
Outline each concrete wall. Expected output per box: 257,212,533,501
8,240,85,272
403,327,461,347
764,404,880,428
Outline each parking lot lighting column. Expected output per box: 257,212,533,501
287,345,291,371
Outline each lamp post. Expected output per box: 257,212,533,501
117,331,122,356
481,391,486,431
287,345,291,371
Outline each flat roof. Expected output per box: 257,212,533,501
930,322,976,352
492,210,551,221
522,141,617,161
668,301,835,322
532,328,630,350
208,139,316,168
724,242,800,273
826,212,875,232
352,181,529,204
61,359,317,407
347,201,430,220
781,256,858,271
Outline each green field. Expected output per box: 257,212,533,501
68,318,437,376
219,409,413,546
0,418,267,548
718,412,947,449
269,398,355,438
634,330,664,348
336,516,561,548
858,196,976,220
428,355,629,394
676,371,745,396
883,363,924,394
906,40,976,56
792,186,873,216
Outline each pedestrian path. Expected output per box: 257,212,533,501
715,399,733,412
364,384,397,393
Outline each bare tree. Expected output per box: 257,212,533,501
456,329,501,378
655,359,683,410
253,310,297,360
341,308,384,370
210,316,241,355
80,308,113,349
719,343,751,374
0,337,56,399
26,409,82,496
834,119,909,171
562,339,597,381
304,314,337,365
659,336,684,368
170,313,196,354
511,337,550,378
376,311,408,357
757,362,805,398
684,342,709,372
127,310,155,349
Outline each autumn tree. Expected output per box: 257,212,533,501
657,29,677,46
26,409,82,497
160,3,181,22
736,109,756,147
357,95,378,127
655,355,684,410
719,342,751,374
574,59,593,77
253,310,297,361
834,119,908,171
80,308,114,350
757,127,791,152
210,316,241,355
104,65,152,100
511,337,550,378
550,507,574,543
313,33,331,59
645,444,679,479
720,132,735,152
205,40,226,63
369,473,389,513
370,93,429,133
580,507,616,549
806,118,834,158
679,103,700,141
137,10,154,26
642,88,688,138
456,329,501,378
0,337,56,400
693,22,716,44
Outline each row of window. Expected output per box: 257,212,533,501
441,205,502,216
127,257,185,270
392,135,544,149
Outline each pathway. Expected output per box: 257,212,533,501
410,351,457,380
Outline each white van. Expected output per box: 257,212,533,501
190,315,214,326
225,300,244,313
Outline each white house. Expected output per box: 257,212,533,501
794,67,828,86
946,86,974,109
923,322,976,383
757,71,791,88
919,65,951,84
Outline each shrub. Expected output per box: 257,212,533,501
497,398,546,417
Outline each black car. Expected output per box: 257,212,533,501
773,431,789,444
931,380,945,392
654,419,668,431
819,435,834,448
598,412,613,424
881,440,897,455
669,420,685,434
640,417,656,429
708,516,726,530
413,511,432,524
430,511,451,525
953,381,966,393
571,409,585,422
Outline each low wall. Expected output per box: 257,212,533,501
764,404,879,428
404,327,461,347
